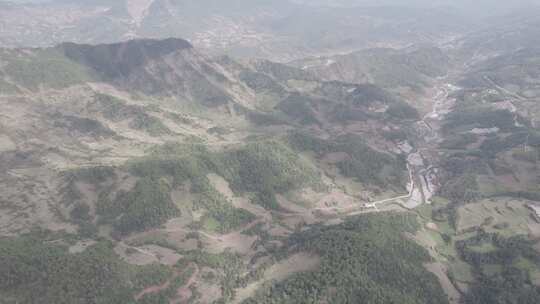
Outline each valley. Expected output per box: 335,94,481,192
1,2,540,304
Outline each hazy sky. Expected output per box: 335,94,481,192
7,0,540,16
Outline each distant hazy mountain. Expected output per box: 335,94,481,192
0,0,475,61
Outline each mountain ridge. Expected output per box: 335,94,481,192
58,38,194,79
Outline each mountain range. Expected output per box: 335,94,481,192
0,0,479,61
0,3,540,304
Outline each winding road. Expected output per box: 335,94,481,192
315,79,457,216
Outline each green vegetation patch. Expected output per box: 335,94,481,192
183,250,245,301
276,93,321,125
141,140,322,211
65,166,116,184
97,177,180,236
131,264,174,292
456,231,540,304
480,131,540,158
90,93,142,121
136,264,195,303
0,234,134,303
239,70,286,95
0,77,19,94
348,83,399,105
439,173,481,204
386,102,421,120
245,213,449,304
129,112,171,136
192,182,255,233
251,59,316,83
455,199,540,237
128,146,255,233
220,140,322,209
51,112,115,138
3,49,92,90
288,131,407,189
0,231,189,304
94,139,320,234
440,133,479,150
443,107,520,133
127,145,255,233
90,93,171,136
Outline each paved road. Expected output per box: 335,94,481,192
314,163,416,213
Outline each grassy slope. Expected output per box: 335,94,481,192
2,49,93,90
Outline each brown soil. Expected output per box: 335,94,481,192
425,262,461,304
232,253,320,304
171,265,200,304
322,152,349,164
136,263,198,302
426,222,440,231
